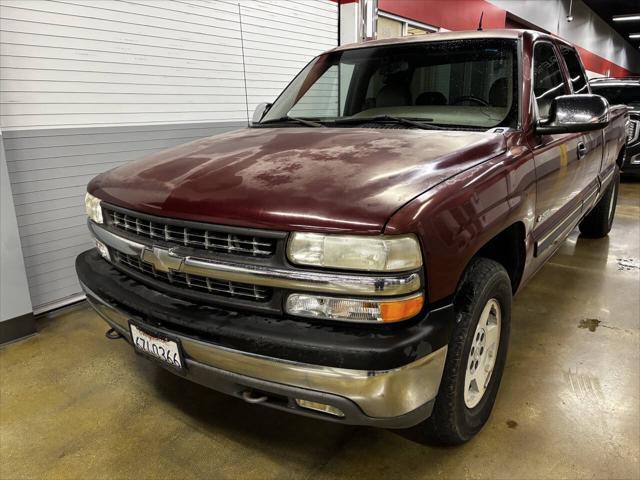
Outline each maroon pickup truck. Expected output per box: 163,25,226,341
77,30,627,444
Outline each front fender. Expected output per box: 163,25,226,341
384,141,535,303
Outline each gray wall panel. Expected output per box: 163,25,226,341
32,283,82,308
11,163,125,184
17,215,87,237
16,196,91,216
11,175,102,195
13,185,87,207
0,132,33,321
18,206,85,228
22,232,92,258
28,267,80,288
19,224,87,247
23,239,99,269
7,151,161,174
26,256,84,278
6,137,210,161
4,121,243,310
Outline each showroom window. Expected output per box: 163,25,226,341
378,15,403,38
377,12,437,39
533,43,567,119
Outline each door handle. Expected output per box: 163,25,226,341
577,141,588,159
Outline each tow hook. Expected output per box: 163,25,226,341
105,328,122,340
242,390,269,404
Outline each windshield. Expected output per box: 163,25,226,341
261,39,518,129
591,85,640,109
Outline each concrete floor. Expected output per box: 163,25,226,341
1,181,639,480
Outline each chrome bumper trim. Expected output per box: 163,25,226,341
89,222,422,297
81,282,447,418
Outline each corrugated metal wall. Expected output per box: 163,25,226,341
0,0,338,311
3,122,240,309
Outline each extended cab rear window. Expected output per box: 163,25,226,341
262,39,519,129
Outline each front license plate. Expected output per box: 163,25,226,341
129,323,184,371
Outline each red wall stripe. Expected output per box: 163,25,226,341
379,0,505,31
576,46,636,77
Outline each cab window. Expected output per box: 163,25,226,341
559,46,589,94
533,43,567,119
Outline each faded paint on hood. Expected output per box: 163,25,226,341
89,127,506,233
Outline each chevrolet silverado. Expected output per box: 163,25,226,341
76,30,628,444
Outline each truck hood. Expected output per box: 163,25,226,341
89,127,506,233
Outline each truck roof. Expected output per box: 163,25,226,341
331,29,564,53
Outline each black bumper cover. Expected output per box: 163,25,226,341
76,249,454,371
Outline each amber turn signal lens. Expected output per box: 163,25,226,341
380,294,424,323
285,293,424,323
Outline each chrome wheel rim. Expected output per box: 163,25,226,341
464,298,502,409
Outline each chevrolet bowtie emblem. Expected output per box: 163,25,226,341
141,246,184,273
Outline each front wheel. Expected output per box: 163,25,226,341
423,258,512,445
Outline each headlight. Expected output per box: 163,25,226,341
287,233,422,272
84,192,103,224
286,293,424,323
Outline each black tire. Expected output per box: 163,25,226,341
579,168,620,238
424,258,512,445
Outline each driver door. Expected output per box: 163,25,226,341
531,41,585,257
558,44,603,213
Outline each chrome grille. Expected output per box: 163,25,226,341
112,250,271,301
104,208,275,257
627,120,639,145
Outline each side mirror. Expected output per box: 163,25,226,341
252,102,272,124
536,94,610,135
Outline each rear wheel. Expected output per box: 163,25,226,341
423,258,512,445
579,168,619,238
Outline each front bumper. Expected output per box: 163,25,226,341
623,116,640,173
76,250,452,428
622,148,640,173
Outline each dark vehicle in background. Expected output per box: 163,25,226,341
76,30,628,444
590,77,640,175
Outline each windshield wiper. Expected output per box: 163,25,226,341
333,115,448,130
260,116,325,127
